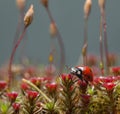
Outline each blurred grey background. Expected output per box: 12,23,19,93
0,0,120,66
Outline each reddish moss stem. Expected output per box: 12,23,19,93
8,27,27,88
82,17,88,65
99,16,104,75
13,11,24,45
101,9,109,74
46,7,65,73
14,11,27,62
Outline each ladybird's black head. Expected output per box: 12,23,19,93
70,67,83,81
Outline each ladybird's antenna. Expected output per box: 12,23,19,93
57,65,71,77
65,65,71,71
58,73,61,77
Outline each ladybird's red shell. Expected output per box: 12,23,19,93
76,66,93,82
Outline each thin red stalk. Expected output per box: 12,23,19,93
8,27,27,87
18,11,28,62
99,16,104,75
45,7,65,73
101,9,109,74
82,17,88,65
14,11,27,62
13,11,24,45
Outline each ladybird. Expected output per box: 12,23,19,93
70,66,93,82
